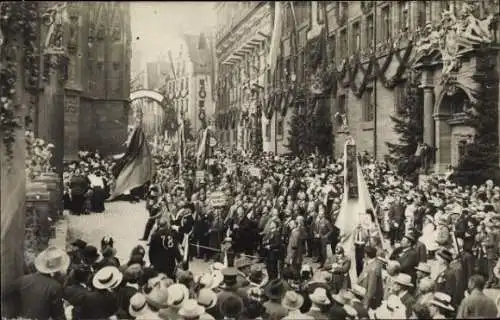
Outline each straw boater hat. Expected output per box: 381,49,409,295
143,274,171,309
350,284,367,300
34,246,71,274
415,262,432,275
166,283,189,308
197,288,218,310
430,292,455,312
281,290,304,311
92,266,123,290
391,273,413,288
129,293,158,319
178,299,205,318
309,287,331,305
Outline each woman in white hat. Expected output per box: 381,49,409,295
129,292,161,319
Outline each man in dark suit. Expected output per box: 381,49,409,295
353,223,370,276
69,167,91,215
3,247,68,320
357,246,384,310
390,232,419,286
388,193,405,245
262,221,283,280
434,248,459,308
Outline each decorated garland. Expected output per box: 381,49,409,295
1,3,37,162
25,130,55,181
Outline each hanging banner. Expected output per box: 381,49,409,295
345,144,358,199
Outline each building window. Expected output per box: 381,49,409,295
381,5,392,41
399,1,410,30
363,87,374,122
458,140,467,165
317,2,324,24
394,84,405,115
351,21,361,53
337,94,348,128
365,14,374,49
339,28,348,58
328,34,336,62
199,79,205,87
265,122,271,141
277,117,284,140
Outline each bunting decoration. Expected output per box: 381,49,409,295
268,2,283,83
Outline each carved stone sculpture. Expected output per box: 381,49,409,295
43,2,68,55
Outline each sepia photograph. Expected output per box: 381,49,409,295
1,1,500,319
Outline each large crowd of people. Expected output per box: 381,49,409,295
5,146,500,320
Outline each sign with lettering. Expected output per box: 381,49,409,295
209,191,227,207
248,166,262,177
195,170,205,182
345,144,358,199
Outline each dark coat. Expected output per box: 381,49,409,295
415,241,427,263
357,259,384,310
456,289,499,319
78,289,118,319
400,291,417,318
63,283,91,320
395,247,419,284
116,283,139,319
4,273,65,320
351,300,370,319
148,228,182,278
435,266,458,307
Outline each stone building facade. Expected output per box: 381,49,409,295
163,33,216,137
30,2,132,161
216,1,499,171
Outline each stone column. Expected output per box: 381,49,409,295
420,71,435,147
433,114,451,174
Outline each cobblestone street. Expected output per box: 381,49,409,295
67,200,210,276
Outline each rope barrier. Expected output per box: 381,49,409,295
187,242,262,260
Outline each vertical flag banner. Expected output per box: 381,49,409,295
178,115,185,178
268,1,283,82
108,127,155,200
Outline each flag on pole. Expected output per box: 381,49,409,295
268,1,283,82
178,115,185,178
108,127,155,200
196,128,209,169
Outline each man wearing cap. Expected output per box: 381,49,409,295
388,192,405,245
3,247,68,319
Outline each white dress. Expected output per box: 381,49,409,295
420,221,438,252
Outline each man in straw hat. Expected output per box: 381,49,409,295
80,266,122,318
178,299,206,320
306,287,331,319
390,232,419,285
197,288,219,319
281,290,313,320
428,292,456,318
128,292,161,320
348,284,370,319
389,273,415,318
159,283,190,319
3,246,69,319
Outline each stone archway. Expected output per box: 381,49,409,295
433,86,476,172
129,89,176,140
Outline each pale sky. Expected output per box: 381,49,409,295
131,2,216,65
